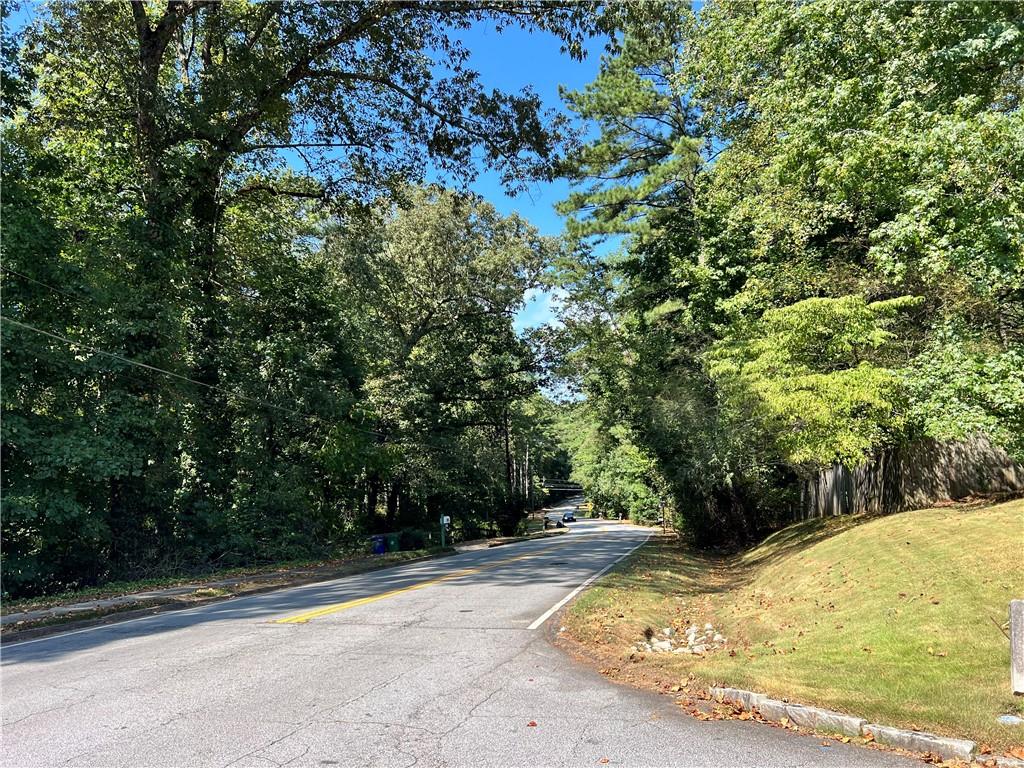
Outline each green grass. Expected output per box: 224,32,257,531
565,498,1024,752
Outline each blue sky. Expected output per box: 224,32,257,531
443,24,609,332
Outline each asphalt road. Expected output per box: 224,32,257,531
2,501,917,767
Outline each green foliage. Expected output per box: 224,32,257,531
559,407,662,524
708,296,920,467
905,325,1024,462
558,2,702,237
1,3,594,597
556,0,1023,544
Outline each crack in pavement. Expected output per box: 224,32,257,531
3,693,98,727
222,724,309,768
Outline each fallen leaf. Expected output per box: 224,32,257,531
820,741,831,747
779,717,790,727
598,759,610,765
862,730,874,743
978,744,992,755
527,721,537,728
840,737,851,744
1009,746,1024,760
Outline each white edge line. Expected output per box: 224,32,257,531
527,534,651,630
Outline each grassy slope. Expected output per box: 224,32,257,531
564,498,1024,752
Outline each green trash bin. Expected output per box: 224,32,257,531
386,532,401,552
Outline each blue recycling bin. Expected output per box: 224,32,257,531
371,534,386,555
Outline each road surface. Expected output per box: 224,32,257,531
2,504,915,767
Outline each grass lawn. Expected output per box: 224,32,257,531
563,497,1024,753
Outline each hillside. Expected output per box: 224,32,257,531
563,498,1024,752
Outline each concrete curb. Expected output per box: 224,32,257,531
710,686,976,763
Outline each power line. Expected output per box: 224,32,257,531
1,314,355,426
0,315,520,458
1,264,423,404
1,266,87,301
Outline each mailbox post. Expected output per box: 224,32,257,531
1012,600,1023,695
440,515,451,549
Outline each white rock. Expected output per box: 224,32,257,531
691,644,707,654
687,625,699,635
713,633,726,643
651,639,673,652
673,647,692,654
663,627,675,637
704,623,714,631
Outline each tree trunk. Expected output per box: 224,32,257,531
386,481,400,527
366,477,380,520
185,165,231,523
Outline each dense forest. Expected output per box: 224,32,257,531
555,2,1023,541
2,1,1022,599
1,1,589,597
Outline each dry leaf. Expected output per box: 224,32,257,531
598,759,610,765
527,721,538,727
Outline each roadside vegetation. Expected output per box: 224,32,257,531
2,3,587,599
0,547,443,618
554,1,1023,542
563,498,1024,751
2,15,1020,764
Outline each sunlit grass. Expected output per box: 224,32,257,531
565,498,1024,751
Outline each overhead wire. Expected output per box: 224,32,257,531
1,314,516,459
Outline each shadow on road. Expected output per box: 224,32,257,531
2,523,650,665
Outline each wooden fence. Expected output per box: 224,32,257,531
800,436,1024,519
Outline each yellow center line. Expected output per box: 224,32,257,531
273,533,593,624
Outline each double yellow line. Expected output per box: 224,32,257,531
274,533,586,624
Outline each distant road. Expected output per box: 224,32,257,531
1,515,915,767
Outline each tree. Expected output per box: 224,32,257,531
555,0,1024,543
17,0,602,526
326,186,557,535
558,1,702,238
2,2,604,594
